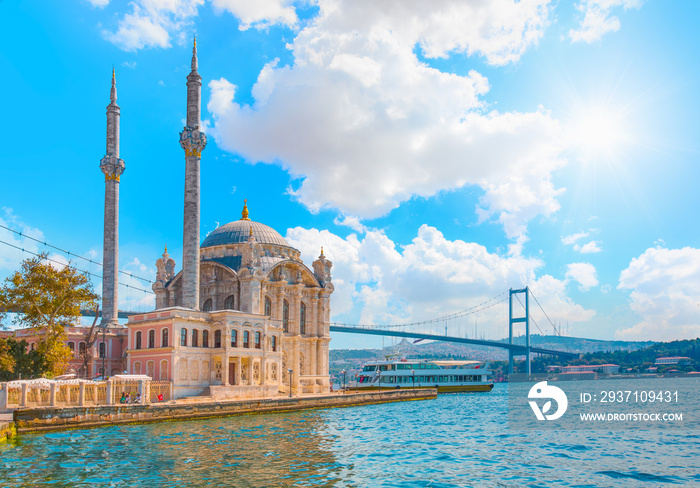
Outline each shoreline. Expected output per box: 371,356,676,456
13,388,436,434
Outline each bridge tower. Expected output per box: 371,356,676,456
508,287,531,376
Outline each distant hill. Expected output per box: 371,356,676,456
328,335,657,375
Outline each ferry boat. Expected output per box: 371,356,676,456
351,359,494,393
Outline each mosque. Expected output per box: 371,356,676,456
101,40,334,399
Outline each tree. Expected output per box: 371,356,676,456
0,336,46,381
0,253,99,377
78,304,100,379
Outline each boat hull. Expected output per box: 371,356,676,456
349,384,493,393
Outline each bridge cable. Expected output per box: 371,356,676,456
0,238,155,295
528,289,573,353
0,223,154,284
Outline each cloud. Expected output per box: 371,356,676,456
333,215,366,233
569,0,642,43
575,240,602,253
102,0,204,51
565,262,599,291
211,0,297,30
121,61,138,69
617,246,700,341
562,231,589,245
209,1,566,243
0,208,45,273
86,0,110,7
285,224,594,338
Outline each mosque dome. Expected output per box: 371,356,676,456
200,200,293,249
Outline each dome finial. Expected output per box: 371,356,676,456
321,246,324,256
241,198,250,220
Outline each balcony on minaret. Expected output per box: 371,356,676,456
180,127,207,158
100,154,125,182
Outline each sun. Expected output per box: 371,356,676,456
567,104,630,161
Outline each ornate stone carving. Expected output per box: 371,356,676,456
156,247,176,282
179,128,207,157
100,154,125,182
313,248,333,285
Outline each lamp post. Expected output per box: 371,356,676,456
341,369,346,394
288,368,293,398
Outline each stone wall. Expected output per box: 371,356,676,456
14,389,436,433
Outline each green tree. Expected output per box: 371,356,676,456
0,253,99,377
0,336,46,381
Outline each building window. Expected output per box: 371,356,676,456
255,331,261,349
300,302,306,334
214,330,221,348
271,335,277,352
67,342,75,357
134,362,141,375
148,330,155,348
79,342,86,356
283,300,289,332
162,328,169,348
147,361,155,378
264,296,271,316
99,342,105,358
135,331,142,350
192,329,199,347
203,330,209,348
225,295,235,310
202,299,213,312
231,329,237,348
160,360,168,380
243,330,250,348
181,328,187,347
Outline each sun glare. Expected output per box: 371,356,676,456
568,104,629,160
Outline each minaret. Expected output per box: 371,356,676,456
99,69,125,326
179,37,207,310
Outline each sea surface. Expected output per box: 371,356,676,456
1,379,699,487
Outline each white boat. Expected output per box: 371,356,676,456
351,358,494,393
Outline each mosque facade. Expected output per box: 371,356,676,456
106,41,334,399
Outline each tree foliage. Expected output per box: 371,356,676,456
0,336,46,381
0,253,99,377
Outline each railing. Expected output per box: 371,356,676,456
1,379,174,411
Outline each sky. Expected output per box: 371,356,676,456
0,0,699,349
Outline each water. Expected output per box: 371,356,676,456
1,384,699,487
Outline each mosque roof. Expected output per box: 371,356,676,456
201,200,294,250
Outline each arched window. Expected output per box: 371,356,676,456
79,342,86,356
160,360,168,380
214,330,222,348
202,299,213,312
192,329,199,347
231,329,238,348
162,328,169,348
255,331,261,349
181,328,187,347
225,295,235,310
283,300,289,332
271,335,277,352
203,330,209,348
135,331,142,350
134,362,141,375
148,330,155,348
300,302,306,334
264,296,271,316
243,330,250,348
67,342,75,357
99,342,106,358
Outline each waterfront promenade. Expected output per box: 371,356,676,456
11,388,436,434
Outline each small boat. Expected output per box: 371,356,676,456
351,358,494,393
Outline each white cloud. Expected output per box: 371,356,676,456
121,61,138,69
569,0,642,43
0,208,45,273
565,262,599,291
211,0,297,30
333,215,366,233
617,246,700,341
562,231,589,245
575,240,602,254
286,224,594,338
209,1,565,243
87,0,110,7
102,0,204,51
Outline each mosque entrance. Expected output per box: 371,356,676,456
229,362,236,385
